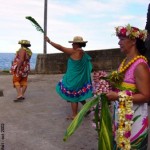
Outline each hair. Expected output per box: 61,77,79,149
145,4,150,65
21,44,31,47
135,38,150,65
144,36,150,65
145,4,150,33
78,43,86,48
136,38,147,55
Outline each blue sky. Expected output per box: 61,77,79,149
0,0,149,54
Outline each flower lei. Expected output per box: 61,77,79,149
117,91,134,150
92,71,112,96
115,24,147,42
119,55,148,73
91,55,148,149
16,47,32,57
114,55,147,149
107,55,147,149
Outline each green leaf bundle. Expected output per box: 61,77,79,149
63,96,99,141
98,94,113,150
25,16,44,33
63,94,113,150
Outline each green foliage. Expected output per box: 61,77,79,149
2,70,9,73
98,94,113,150
63,96,99,141
63,94,113,150
101,71,124,89
26,16,44,33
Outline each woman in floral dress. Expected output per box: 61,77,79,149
106,24,150,150
10,40,32,102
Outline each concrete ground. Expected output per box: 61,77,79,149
0,74,97,150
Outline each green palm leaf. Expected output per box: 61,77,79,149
94,103,101,132
25,16,44,33
63,96,99,141
98,94,113,150
131,132,148,149
63,94,113,150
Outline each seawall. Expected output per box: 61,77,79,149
35,48,124,74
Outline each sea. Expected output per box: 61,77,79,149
0,53,37,70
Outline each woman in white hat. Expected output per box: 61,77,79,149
45,36,93,119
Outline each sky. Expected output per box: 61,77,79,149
0,0,149,54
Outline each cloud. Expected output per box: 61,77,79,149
0,0,149,53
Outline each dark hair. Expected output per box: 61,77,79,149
144,35,150,65
78,43,86,48
145,4,150,65
136,38,150,66
21,44,31,47
136,38,146,55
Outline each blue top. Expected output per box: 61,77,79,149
56,52,93,102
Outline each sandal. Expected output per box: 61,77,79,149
21,97,25,100
13,97,24,102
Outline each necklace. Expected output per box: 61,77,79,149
117,91,134,150
119,55,148,73
16,47,32,56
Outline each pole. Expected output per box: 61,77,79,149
43,0,47,54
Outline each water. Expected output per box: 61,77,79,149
0,53,37,70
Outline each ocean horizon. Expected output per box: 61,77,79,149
0,53,37,70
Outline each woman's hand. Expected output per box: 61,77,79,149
106,91,118,101
45,36,51,44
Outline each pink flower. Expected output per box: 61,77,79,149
124,131,131,138
125,90,133,96
125,114,133,120
120,28,127,35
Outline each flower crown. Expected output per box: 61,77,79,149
115,24,147,41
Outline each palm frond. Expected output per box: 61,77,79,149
26,16,44,33
63,96,99,141
98,94,113,150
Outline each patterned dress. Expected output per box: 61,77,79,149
10,47,32,77
56,52,93,102
113,58,149,150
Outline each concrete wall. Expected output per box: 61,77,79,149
35,48,125,74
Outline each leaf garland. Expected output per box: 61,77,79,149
25,16,44,33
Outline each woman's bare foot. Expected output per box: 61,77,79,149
66,116,76,120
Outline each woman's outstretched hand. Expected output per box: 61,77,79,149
45,36,51,44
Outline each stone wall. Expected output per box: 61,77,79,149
35,48,125,74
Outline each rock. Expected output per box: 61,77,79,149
0,90,3,97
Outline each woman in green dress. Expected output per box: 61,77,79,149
45,36,93,119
